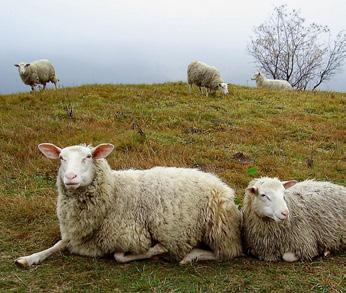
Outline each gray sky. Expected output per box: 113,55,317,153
1,0,345,94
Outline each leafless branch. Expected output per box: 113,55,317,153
248,5,346,90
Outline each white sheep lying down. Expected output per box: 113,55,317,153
251,72,292,90
15,143,242,267
14,59,58,91
187,61,228,96
242,177,346,262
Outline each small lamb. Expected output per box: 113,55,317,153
15,143,242,267
242,177,346,262
251,72,292,90
14,59,59,91
187,61,228,96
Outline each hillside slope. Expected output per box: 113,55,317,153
0,83,345,292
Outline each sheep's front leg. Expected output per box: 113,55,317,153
179,248,217,265
114,244,167,263
15,239,68,268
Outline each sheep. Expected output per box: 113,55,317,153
187,61,228,96
15,143,242,267
14,59,59,91
251,72,293,90
241,177,346,262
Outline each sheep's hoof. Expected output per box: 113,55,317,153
179,259,189,265
114,253,128,263
179,256,194,265
324,251,330,257
282,252,298,262
15,257,29,268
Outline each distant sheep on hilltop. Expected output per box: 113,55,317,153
251,72,292,90
187,61,228,96
14,59,58,92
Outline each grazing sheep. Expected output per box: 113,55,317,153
251,72,292,90
14,59,58,91
15,143,242,267
242,177,346,262
187,61,228,96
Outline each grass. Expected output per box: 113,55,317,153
0,82,345,292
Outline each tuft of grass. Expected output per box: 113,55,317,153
0,83,345,292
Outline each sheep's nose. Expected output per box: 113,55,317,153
281,210,289,218
65,173,77,180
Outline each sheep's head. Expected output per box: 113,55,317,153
14,63,31,75
38,143,114,190
245,177,297,222
218,83,228,95
251,72,262,81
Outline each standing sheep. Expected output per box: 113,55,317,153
15,143,242,267
242,177,346,262
14,59,59,91
187,61,228,96
251,72,292,90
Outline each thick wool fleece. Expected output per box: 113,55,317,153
187,61,224,92
19,59,58,87
57,160,242,261
255,74,292,90
242,180,346,261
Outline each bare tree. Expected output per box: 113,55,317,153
248,5,346,90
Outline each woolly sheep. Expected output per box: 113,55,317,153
242,177,346,262
251,72,292,90
187,61,228,96
15,143,242,267
14,59,58,91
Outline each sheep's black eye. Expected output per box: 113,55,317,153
261,194,271,201
59,156,64,161
86,154,92,159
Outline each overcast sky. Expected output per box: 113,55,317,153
1,0,345,94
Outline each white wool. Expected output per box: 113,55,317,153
242,177,346,262
16,143,242,267
187,60,228,96
252,72,293,90
14,59,58,91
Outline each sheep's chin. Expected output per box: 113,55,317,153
64,183,80,190
270,215,287,222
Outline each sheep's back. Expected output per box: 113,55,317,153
286,181,346,249
30,59,56,83
187,61,222,89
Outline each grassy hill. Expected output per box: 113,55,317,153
0,83,345,292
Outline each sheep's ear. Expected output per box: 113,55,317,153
38,143,61,159
246,187,257,195
25,63,30,67
92,144,114,159
282,180,297,189
14,64,19,67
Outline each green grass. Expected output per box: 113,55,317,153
0,83,345,292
